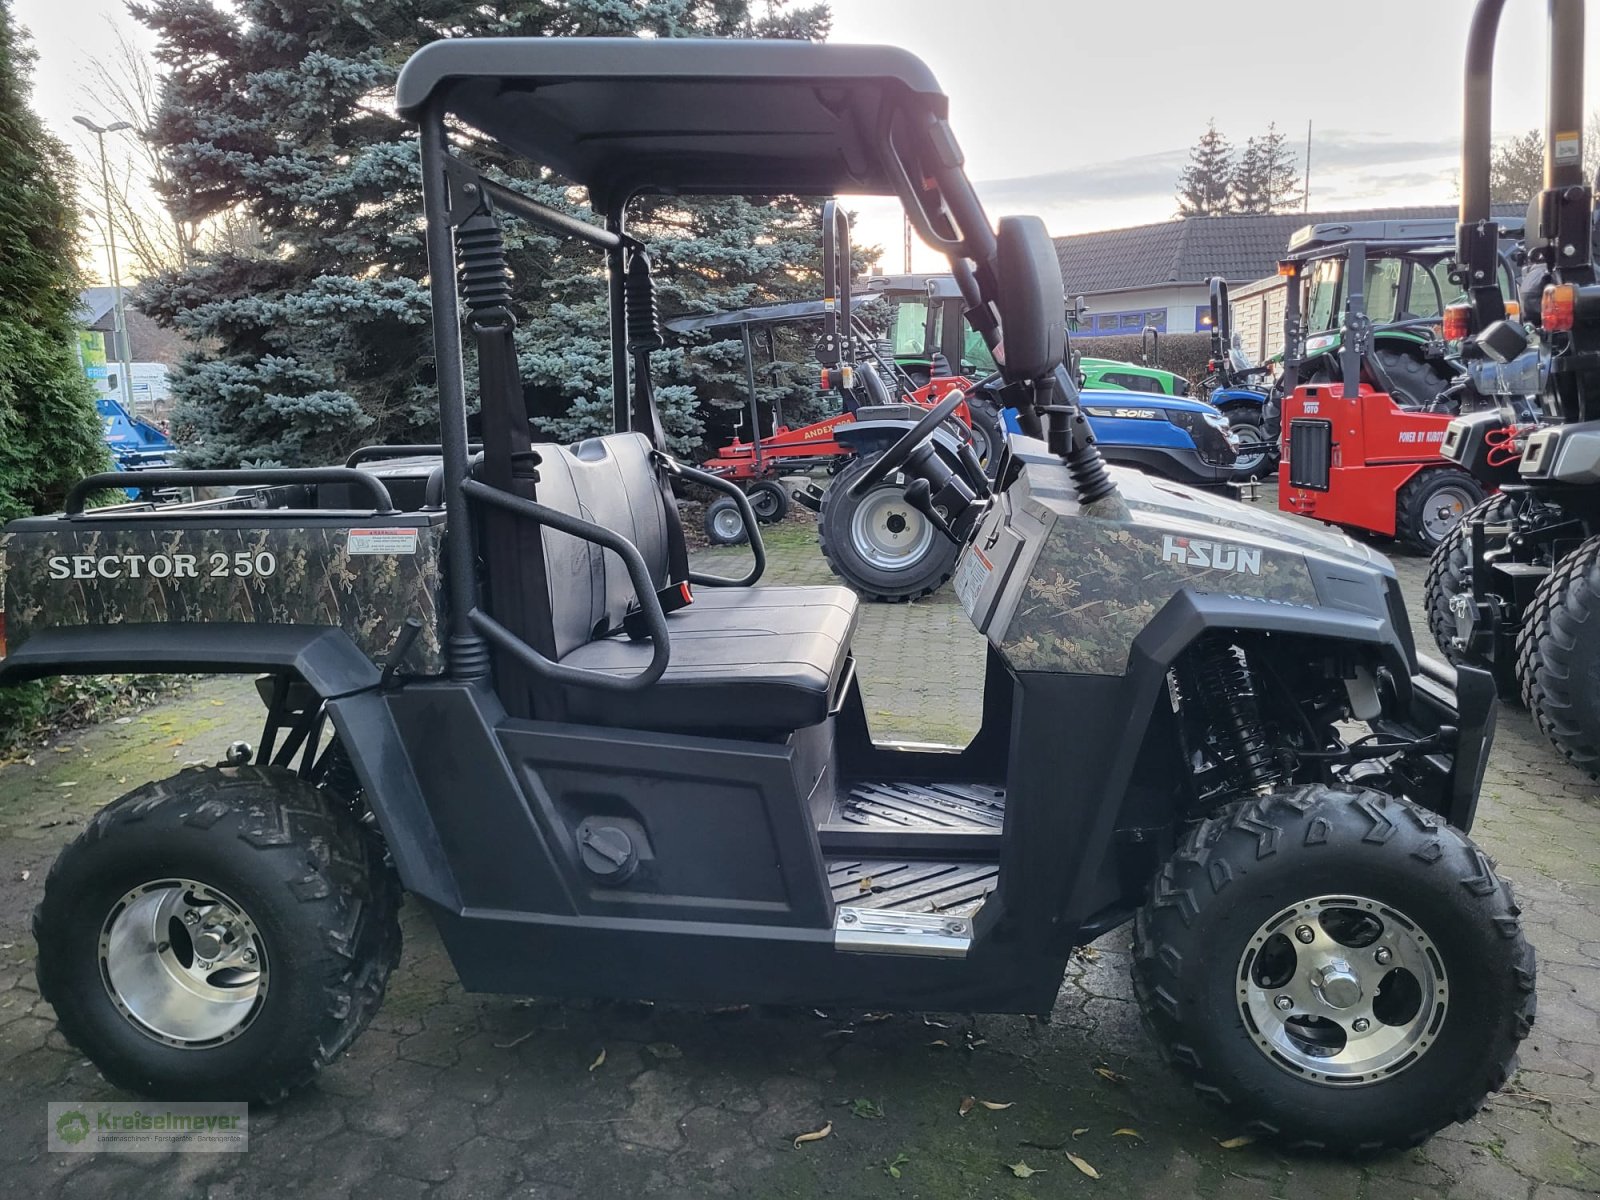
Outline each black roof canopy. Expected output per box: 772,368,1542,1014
395,37,949,210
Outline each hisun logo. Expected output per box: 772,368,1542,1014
1161,535,1263,575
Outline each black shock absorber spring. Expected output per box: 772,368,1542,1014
455,213,515,331
624,247,664,354
1191,639,1280,791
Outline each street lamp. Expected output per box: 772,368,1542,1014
74,116,136,414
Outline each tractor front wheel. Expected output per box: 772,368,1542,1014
1517,535,1600,780
817,452,959,602
1424,493,1520,700
1134,786,1534,1152
34,766,401,1104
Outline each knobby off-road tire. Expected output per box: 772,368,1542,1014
1395,468,1485,554
35,765,401,1104
1424,493,1521,700
1133,786,1534,1153
817,452,959,603
1373,347,1455,411
1517,535,1600,779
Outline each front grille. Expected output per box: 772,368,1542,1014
1288,419,1332,490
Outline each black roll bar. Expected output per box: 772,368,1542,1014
65,468,398,515
461,479,670,690
346,444,483,467
656,456,767,588
478,176,622,250
818,199,853,371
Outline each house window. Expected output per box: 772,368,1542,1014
1079,307,1168,336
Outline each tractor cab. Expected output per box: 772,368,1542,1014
1273,218,1527,549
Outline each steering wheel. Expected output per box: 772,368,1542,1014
847,388,966,498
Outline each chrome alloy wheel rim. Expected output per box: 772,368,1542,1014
849,483,933,571
100,879,269,1047
1238,895,1447,1085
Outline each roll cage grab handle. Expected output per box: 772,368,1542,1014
1459,0,1592,330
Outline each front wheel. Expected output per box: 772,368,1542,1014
1223,408,1275,481
1423,493,1520,699
35,766,401,1103
1395,468,1485,554
817,452,959,602
1133,786,1534,1152
1517,535,1600,780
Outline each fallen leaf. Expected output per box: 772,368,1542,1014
113,717,132,725
19,871,29,881
965,1038,988,1050
959,1096,975,1116
861,1012,893,1023
1066,1152,1100,1179
588,1048,606,1072
1093,1066,1129,1084
979,1100,1014,1111
851,1097,884,1120
494,1030,537,1050
792,1121,832,1148
922,1016,950,1028
52,745,72,753
1072,1127,1090,1139
857,877,874,893
56,782,78,788
1075,945,1101,962
928,1039,949,1047
164,736,184,747
1113,1128,1142,1140
1008,1161,1043,1179
210,699,226,707
647,1042,681,1059
1217,1135,1255,1150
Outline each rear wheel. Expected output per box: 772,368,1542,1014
1424,493,1520,699
703,495,748,545
1517,535,1600,780
1396,468,1485,554
1134,786,1534,1152
1373,347,1454,410
1222,406,1274,481
35,766,400,1103
747,480,789,525
817,452,959,602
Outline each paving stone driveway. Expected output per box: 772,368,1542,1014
0,492,1598,1199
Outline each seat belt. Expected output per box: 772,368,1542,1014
457,207,558,714
624,245,693,588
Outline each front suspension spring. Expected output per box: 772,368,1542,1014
1191,640,1280,791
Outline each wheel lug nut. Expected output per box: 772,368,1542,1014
1374,948,1392,965
1275,995,1294,1011
183,911,200,925
1353,1017,1371,1032
242,949,256,964
1295,925,1315,944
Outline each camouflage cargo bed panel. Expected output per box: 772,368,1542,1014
0,513,447,673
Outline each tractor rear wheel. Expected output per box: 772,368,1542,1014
818,452,959,602
1133,786,1534,1152
1221,405,1274,481
1396,468,1485,554
1517,535,1600,780
34,766,400,1104
1374,347,1455,410
1424,493,1520,700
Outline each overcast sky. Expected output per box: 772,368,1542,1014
16,0,1600,276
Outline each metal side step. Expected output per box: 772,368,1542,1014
835,906,973,957
820,780,1006,831
827,858,998,917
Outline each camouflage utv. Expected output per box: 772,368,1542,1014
0,36,1531,1152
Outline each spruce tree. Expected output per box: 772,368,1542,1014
1232,136,1268,214
1176,120,1235,217
133,0,832,466
1257,123,1302,213
0,0,108,522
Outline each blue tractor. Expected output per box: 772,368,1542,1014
97,395,175,474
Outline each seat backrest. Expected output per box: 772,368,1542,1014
531,432,671,658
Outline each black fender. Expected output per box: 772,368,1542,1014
1019,590,1493,943
833,415,969,461
0,623,381,696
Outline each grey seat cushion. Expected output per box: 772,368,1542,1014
559,585,858,735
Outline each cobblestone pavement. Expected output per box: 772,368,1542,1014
1,486,1598,1198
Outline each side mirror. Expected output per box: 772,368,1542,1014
994,215,1067,380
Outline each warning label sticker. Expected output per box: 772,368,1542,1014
347,529,419,555
1555,131,1582,164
